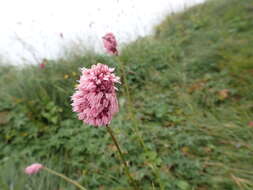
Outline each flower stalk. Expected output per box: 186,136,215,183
25,164,87,190
117,59,146,149
106,125,139,190
43,167,87,190
102,32,162,188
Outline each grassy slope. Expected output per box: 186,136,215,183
0,0,253,189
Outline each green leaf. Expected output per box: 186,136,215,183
176,180,190,190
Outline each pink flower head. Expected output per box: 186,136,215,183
248,121,253,127
102,33,118,56
25,163,43,175
39,63,45,69
71,63,120,126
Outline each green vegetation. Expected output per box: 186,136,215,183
0,0,253,189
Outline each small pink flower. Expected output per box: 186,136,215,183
39,63,45,69
248,121,253,127
102,33,118,56
71,63,120,126
25,163,43,175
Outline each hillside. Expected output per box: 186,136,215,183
0,0,253,189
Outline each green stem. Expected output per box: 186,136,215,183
116,58,162,188
43,167,87,190
117,59,145,149
119,63,131,107
106,125,139,190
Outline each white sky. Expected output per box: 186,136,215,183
0,0,205,64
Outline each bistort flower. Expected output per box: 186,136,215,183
25,163,43,175
248,121,253,127
39,63,45,69
71,63,120,126
102,33,118,55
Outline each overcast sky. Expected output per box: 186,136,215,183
0,0,205,64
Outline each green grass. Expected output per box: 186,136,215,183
0,0,253,189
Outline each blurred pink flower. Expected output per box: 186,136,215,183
71,63,120,126
39,63,45,69
248,121,253,127
102,33,118,55
25,163,43,175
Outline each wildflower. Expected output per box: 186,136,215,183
14,98,23,103
102,33,118,55
248,121,253,127
24,164,87,190
181,146,190,154
218,89,229,100
64,74,69,79
39,63,45,69
25,163,43,175
71,63,120,126
39,59,48,69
